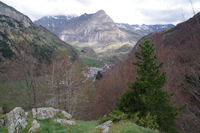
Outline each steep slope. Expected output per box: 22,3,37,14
0,1,79,111
0,1,77,63
35,10,141,58
91,13,200,133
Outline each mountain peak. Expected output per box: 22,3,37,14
94,10,107,16
92,9,114,24
96,10,106,14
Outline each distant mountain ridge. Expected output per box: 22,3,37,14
35,10,174,58
35,10,140,58
116,23,174,35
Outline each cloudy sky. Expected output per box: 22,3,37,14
1,0,200,25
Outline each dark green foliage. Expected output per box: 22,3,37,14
2,103,9,114
70,47,78,62
33,44,55,63
117,39,180,132
0,40,14,59
0,31,8,40
99,110,129,123
95,71,103,80
99,110,159,129
137,112,159,130
182,74,200,103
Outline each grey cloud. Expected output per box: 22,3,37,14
76,0,91,5
139,8,191,24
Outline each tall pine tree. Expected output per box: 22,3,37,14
117,39,180,132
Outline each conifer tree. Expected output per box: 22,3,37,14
117,39,179,132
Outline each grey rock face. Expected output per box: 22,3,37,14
61,110,72,120
29,120,40,133
32,107,72,120
54,119,76,126
6,107,28,133
0,1,32,27
35,10,174,57
0,118,5,128
96,120,112,133
32,107,59,120
35,10,140,56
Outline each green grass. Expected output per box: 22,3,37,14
66,120,99,133
81,58,103,68
0,127,8,133
0,119,159,133
32,120,99,133
109,121,159,133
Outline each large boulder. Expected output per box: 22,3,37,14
60,110,72,120
29,120,40,133
6,107,27,133
0,113,5,128
32,107,59,120
32,107,72,120
54,119,76,126
96,120,112,133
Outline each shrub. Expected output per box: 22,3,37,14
137,112,159,129
99,110,128,123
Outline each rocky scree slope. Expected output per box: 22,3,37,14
93,13,200,133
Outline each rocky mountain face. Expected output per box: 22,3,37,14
35,10,173,58
35,10,142,58
0,1,32,27
0,1,78,63
91,13,200,133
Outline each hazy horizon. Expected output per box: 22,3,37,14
1,0,200,25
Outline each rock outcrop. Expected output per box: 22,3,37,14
54,119,76,126
0,1,32,27
6,107,27,133
32,107,72,120
96,120,112,133
28,120,40,133
0,118,5,128
2,107,74,132
60,110,72,120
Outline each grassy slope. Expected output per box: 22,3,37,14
33,120,158,133
0,119,158,133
